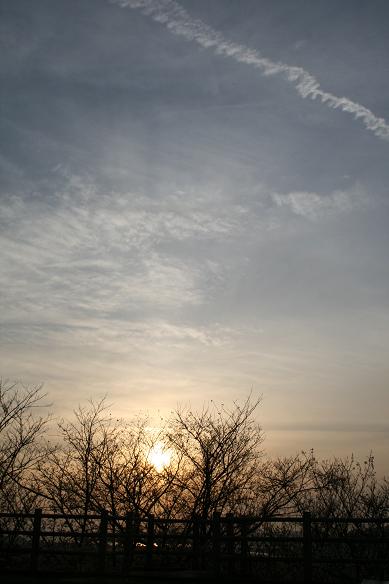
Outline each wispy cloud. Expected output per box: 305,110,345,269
271,186,364,220
0,174,229,327
110,0,389,141
268,421,389,433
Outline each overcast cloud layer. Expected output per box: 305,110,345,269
1,0,389,473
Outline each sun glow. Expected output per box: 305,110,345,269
147,441,172,472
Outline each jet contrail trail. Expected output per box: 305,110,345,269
110,0,389,141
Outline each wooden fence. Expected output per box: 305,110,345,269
1,510,388,582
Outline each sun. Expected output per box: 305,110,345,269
147,441,172,472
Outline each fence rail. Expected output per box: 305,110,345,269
1,510,388,583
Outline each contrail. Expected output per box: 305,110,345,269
110,0,389,141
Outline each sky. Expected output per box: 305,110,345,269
1,0,389,474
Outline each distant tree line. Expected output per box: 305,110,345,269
1,379,388,522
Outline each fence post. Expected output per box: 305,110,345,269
146,514,155,570
212,512,221,574
122,512,134,575
240,518,248,575
303,511,312,584
192,515,200,569
226,513,235,574
31,508,42,573
98,510,108,574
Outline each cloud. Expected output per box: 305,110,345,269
0,172,369,350
0,175,225,326
271,187,362,220
268,422,389,434
110,0,389,141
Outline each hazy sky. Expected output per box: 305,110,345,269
1,0,389,473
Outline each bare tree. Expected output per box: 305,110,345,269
0,379,49,512
296,453,389,519
91,413,179,517
165,395,264,520
253,451,317,518
36,399,182,523
35,399,112,517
